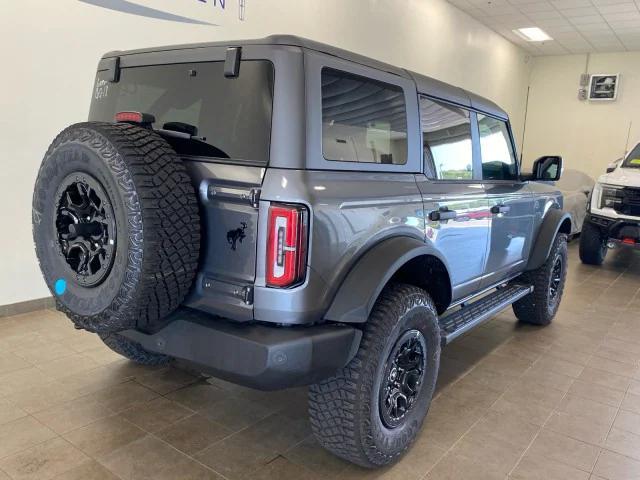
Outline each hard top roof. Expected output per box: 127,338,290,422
103,34,508,120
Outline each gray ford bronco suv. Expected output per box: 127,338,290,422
33,36,571,467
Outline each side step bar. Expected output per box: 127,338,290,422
439,284,533,345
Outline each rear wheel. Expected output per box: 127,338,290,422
308,284,440,468
579,221,608,265
32,122,200,333
513,234,568,326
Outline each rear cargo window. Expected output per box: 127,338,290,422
89,61,274,165
321,68,407,165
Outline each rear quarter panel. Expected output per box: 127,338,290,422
253,169,426,324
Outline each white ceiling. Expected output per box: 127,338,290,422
447,0,640,54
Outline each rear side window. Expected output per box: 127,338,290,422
321,68,407,165
478,114,517,181
89,61,274,165
420,96,473,180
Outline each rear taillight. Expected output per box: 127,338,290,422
266,204,308,288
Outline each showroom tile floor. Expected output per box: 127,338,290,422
1,242,640,480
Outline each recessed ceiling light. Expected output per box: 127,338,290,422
513,27,553,42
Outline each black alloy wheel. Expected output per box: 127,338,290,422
548,254,563,303
54,173,116,287
379,329,427,428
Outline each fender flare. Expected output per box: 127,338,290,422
324,236,448,324
526,209,572,271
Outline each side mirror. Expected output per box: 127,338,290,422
606,165,616,173
532,155,563,181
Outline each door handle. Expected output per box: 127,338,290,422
429,207,457,221
491,205,511,215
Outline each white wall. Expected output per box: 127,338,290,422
522,52,640,179
0,0,531,305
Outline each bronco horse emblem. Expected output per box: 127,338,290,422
227,222,247,251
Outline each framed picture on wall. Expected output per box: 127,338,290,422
588,74,620,101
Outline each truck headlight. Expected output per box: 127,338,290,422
600,185,623,209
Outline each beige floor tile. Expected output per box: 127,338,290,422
613,409,640,436
119,396,192,433
52,460,120,480
545,412,612,445
502,379,566,409
464,410,540,448
629,379,640,396
35,354,100,379
251,456,326,480
238,412,312,453
0,416,57,459
0,437,89,480
101,435,222,480
527,429,600,472
593,448,640,480
33,396,115,434
0,367,53,397
3,382,80,415
567,379,626,408
196,432,279,480
577,367,631,393
604,427,640,461
595,345,640,366
0,352,32,376
449,431,525,476
135,367,199,395
520,367,575,392
284,436,351,478
621,392,640,415
439,377,503,409
423,452,506,480
86,381,158,413
156,413,232,456
419,399,485,450
0,398,27,426
511,452,590,480
489,397,553,427
80,346,123,366
164,381,229,411
12,342,75,365
587,355,639,378
199,395,277,432
557,395,618,425
533,356,585,378
63,415,146,459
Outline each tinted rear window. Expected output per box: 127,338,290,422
89,61,274,165
321,68,407,165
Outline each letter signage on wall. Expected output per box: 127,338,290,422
78,0,245,25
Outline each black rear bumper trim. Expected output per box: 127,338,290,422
121,309,362,390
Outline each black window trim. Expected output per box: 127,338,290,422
418,93,482,184
475,111,521,184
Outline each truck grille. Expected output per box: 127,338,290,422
614,188,640,217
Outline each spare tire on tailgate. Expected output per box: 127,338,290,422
32,122,200,333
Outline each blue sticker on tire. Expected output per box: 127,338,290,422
54,278,67,296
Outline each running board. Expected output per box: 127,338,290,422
439,284,533,345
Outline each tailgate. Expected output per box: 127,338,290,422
183,161,263,321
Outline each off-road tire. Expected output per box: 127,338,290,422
513,233,568,325
579,221,608,265
32,122,200,333
308,283,441,468
100,333,171,366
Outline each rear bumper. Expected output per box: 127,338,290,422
586,215,640,248
121,309,362,390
